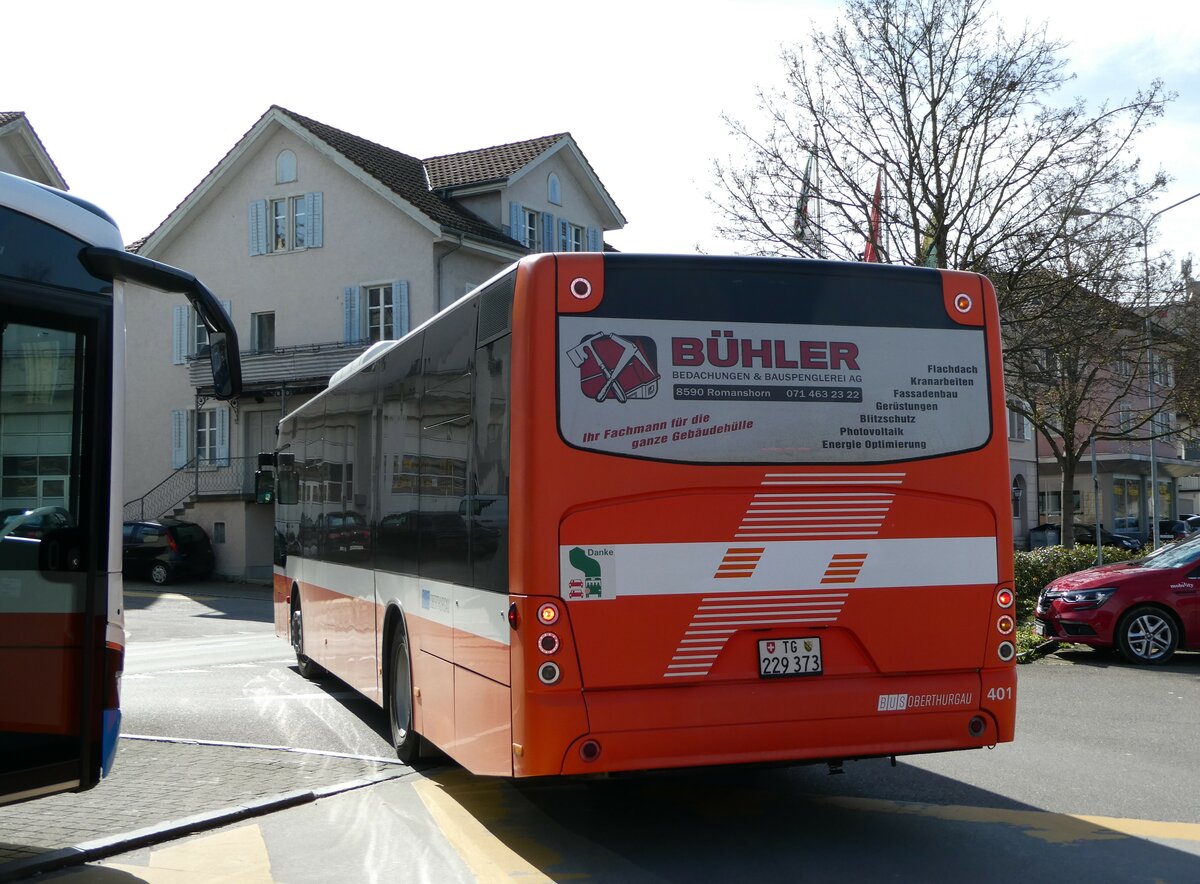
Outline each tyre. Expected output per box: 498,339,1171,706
150,562,170,585
388,627,423,764
290,594,324,679
1117,605,1179,665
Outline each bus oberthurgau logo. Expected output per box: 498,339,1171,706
567,332,659,403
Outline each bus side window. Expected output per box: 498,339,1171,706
470,334,511,593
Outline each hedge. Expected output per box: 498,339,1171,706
1013,544,1142,620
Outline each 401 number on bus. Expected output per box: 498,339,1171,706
757,637,823,678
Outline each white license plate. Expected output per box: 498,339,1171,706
1034,620,1048,636
758,636,823,678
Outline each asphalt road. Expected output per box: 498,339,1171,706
93,578,1200,882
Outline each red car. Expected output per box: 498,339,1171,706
1035,537,1200,664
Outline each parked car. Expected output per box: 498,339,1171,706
1158,520,1193,543
1184,514,1200,532
1029,523,1142,551
0,505,72,539
1069,524,1143,551
1035,533,1200,664
122,518,215,585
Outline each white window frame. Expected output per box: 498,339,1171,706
522,208,541,251
270,195,308,252
251,311,276,353
1007,405,1030,441
367,284,395,344
568,223,585,252
195,410,219,466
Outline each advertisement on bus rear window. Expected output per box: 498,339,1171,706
558,317,990,463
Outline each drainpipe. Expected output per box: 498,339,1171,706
436,232,465,312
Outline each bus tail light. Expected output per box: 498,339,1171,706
537,661,561,685
538,632,561,655
997,615,1014,635
507,602,519,630
579,739,602,763
997,641,1015,662
537,603,559,625
968,716,986,737
995,588,1014,609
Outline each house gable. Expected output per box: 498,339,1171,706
138,107,523,257
0,112,68,188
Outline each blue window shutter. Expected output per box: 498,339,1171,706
249,200,267,256
171,409,188,468
509,202,523,244
587,226,601,252
344,286,361,342
307,192,324,247
559,219,569,251
216,407,230,467
542,213,555,253
172,304,189,364
396,281,410,337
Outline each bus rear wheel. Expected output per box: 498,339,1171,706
388,628,423,764
290,594,324,680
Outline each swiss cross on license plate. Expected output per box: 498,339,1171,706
758,637,823,678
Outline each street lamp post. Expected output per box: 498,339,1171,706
1070,190,1200,549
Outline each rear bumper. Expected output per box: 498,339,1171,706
515,668,1015,777
555,708,1001,776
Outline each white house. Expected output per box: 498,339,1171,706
123,106,625,580
0,112,67,187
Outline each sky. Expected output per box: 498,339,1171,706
6,0,1198,265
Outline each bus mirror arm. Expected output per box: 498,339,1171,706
79,247,243,400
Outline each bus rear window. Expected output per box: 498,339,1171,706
556,262,991,465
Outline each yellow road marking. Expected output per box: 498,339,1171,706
822,796,1200,844
414,772,557,882
100,825,275,882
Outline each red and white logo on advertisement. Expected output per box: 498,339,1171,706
567,332,660,403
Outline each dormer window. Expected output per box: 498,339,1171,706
548,172,561,206
276,150,297,184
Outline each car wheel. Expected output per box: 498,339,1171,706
388,626,423,764
290,594,324,680
150,562,170,585
1117,606,1179,665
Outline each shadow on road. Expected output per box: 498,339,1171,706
418,759,1200,882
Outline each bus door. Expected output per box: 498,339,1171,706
0,293,112,805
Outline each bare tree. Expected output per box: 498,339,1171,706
710,0,1170,277
711,0,1185,547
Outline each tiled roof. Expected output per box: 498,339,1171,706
424,134,568,190
0,112,26,127
275,107,522,248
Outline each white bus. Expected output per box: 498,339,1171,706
0,170,241,804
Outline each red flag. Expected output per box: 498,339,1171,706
862,170,882,262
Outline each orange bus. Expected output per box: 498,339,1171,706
267,253,1016,776
0,170,240,804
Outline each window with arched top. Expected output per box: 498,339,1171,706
548,172,561,206
1012,475,1026,520
276,150,297,184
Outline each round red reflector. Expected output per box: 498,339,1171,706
570,277,592,300
579,740,602,762
507,602,519,630
996,588,1014,609
538,632,561,655
997,615,1014,635
538,603,559,625
954,293,973,313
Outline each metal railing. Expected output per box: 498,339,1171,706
123,456,258,521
